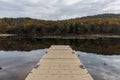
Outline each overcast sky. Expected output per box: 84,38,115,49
0,0,120,20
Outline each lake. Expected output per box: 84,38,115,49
0,37,120,80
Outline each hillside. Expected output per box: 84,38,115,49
0,13,120,37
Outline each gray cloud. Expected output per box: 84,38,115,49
0,0,120,20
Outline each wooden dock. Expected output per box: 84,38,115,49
25,45,93,80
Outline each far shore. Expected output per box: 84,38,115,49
0,34,16,37
38,34,120,39
40,34,120,38
0,34,120,39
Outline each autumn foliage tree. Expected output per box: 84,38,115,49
0,14,120,36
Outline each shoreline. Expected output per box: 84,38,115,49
38,34,120,39
0,34,16,37
0,34,120,39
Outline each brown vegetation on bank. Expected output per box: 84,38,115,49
0,14,120,37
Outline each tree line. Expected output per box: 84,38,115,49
0,14,120,37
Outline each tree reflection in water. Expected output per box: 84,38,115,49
0,37,120,55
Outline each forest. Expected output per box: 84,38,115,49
0,13,120,37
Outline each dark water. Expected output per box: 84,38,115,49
0,37,120,55
0,37,120,80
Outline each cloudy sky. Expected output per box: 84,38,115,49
0,0,120,20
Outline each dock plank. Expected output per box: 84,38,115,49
25,45,93,80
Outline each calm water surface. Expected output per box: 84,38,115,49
76,51,120,80
0,50,46,80
0,37,120,80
